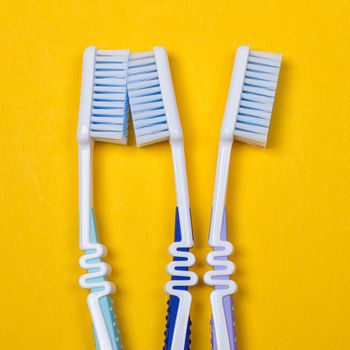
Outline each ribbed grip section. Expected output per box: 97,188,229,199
210,296,237,350
164,208,197,350
205,209,236,294
205,209,238,350
79,210,122,350
164,297,192,350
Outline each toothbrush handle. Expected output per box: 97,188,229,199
93,296,121,350
206,209,238,350
210,295,237,350
80,210,122,350
164,208,195,350
164,296,192,350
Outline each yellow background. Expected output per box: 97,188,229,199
1,0,350,349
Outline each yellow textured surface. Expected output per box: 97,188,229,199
1,1,350,349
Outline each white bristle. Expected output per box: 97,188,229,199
90,49,130,144
234,49,282,147
127,51,169,147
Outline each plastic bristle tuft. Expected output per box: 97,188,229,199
90,50,130,144
234,49,282,147
127,51,170,147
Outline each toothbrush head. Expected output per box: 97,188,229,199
77,47,130,145
222,45,282,148
127,47,182,147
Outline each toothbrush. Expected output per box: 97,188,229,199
77,47,130,350
126,47,198,350
203,46,282,350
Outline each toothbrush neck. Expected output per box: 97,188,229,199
170,140,193,247
78,140,95,249
209,139,234,246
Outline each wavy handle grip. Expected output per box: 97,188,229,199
205,209,238,350
164,208,195,350
80,210,122,350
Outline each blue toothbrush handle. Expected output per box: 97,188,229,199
163,208,194,350
81,210,122,350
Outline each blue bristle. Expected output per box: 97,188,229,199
90,50,130,144
234,49,282,147
127,51,170,147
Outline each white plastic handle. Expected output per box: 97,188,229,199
154,46,193,248
209,46,249,247
77,46,116,350
78,144,92,249
206,46,250,350
154,47,197,350
77,46,96,249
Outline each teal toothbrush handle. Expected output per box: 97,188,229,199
81,210,122,350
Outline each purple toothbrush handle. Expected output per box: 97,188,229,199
211,210,238,350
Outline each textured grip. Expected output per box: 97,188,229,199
163,208,192,350
164,296,192,350
210,296,237,350
87,210,122,350
93,296,122,350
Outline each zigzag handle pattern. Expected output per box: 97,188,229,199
79,210,122,350
205,209,238,350
164,208,196,350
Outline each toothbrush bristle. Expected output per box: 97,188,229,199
127,51,170,147
235,49,282,147
90,50,129,144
